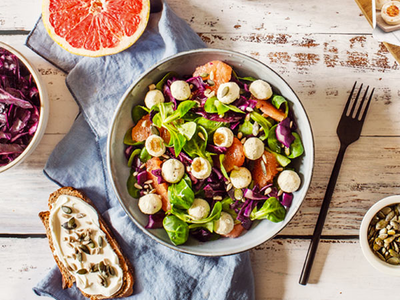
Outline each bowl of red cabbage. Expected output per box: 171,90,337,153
0,42,49,172
107,49,314,256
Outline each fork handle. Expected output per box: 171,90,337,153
299,144,348,285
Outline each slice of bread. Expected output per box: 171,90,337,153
39,187,134,299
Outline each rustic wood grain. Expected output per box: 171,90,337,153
355,0,400,64
1,237,399,300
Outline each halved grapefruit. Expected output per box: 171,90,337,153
42,0,150,57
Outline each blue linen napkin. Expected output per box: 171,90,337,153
26,2,255,299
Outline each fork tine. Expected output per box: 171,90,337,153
349,83,363,117
355,85,369,120
342,81,357,118
361,88,375,122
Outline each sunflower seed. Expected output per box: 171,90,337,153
262,154,267,164
133,171,138,176
198,132,205,141
277,189,283,197
76,213,86,219
284,147,290,156
381,207,392,215
376,220,388,230
134,183,143,190
260,161,267,175
252,122,259,136
277,167,284,172
241,137,247,144
139,163,146,169
226,183,233,192
245,107,254,112
209,71,215,80
77,252,82,262
386,211,395,221
148,84,156,90
264,187,272,195
237,132,243,139
213,196,223,201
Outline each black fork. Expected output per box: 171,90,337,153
299,82,375,285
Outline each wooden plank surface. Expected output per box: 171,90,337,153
2,237,399,300
355,0,400,63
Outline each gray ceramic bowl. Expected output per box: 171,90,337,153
107,49,314,256
0,42,49,173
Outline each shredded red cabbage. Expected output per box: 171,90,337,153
0,47,40,166
190,228,214,242
150,169,164,184
276,117,295,148
281,193,293,208
206,144,227,154
243,189,269,200
145,212,165,229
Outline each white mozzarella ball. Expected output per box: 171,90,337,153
277,170,301,193
213,127,234,148
217,82,240,104
170,80,191,100
190,157,212,179
144,89,165,109
243,137,264,160
161,159,185,183
249,80,273,100
145,134,166,157
214,212,234,235
138,194,162,214
230,167,252,189
188,198,210,220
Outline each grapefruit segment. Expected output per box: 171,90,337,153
223,224,245,238
193,60,232,92
146,157,171,211
223,137,245,173
131,114,151,142
255,99,286,122
42,0,150,57
252,150,279,187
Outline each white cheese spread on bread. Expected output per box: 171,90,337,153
49,195,123,297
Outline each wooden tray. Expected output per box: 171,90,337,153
376,13,400,32
355,0,400,63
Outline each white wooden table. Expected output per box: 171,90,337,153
1,0,400,299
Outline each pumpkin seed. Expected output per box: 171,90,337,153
80,245,90,254
387,257,400,265
220,86,229,98
376,220,388,230
108,266,115,276
200,72,209,78
87,240,95,248
77,269,87,275
381,207,392,215
98,236,103,248
99,261,105,272
62,218,77,230
61,206,72,214
91,264,99,273
207,79,215,86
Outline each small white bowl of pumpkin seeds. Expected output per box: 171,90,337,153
360,195,400,275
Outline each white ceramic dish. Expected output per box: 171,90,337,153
107,49,314,256
0,42,49,173
360,195,400,275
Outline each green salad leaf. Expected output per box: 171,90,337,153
127,148,142,167
155,72,178,91
139,147,152,163
238,119,253,136
287,132,304,159
271,95,289,116
171,201,222,224
131,105,149,124
219,154,229,180
265,147,291,167
250,197,286,222
163,215,189,245
267,125,281,153
205,96,244,116
250,111,273,140
168,174,195,210
183,125,212,163
127,174,141,198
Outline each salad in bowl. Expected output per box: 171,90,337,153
122,60,304,246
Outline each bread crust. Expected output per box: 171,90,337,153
39,187,134,299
